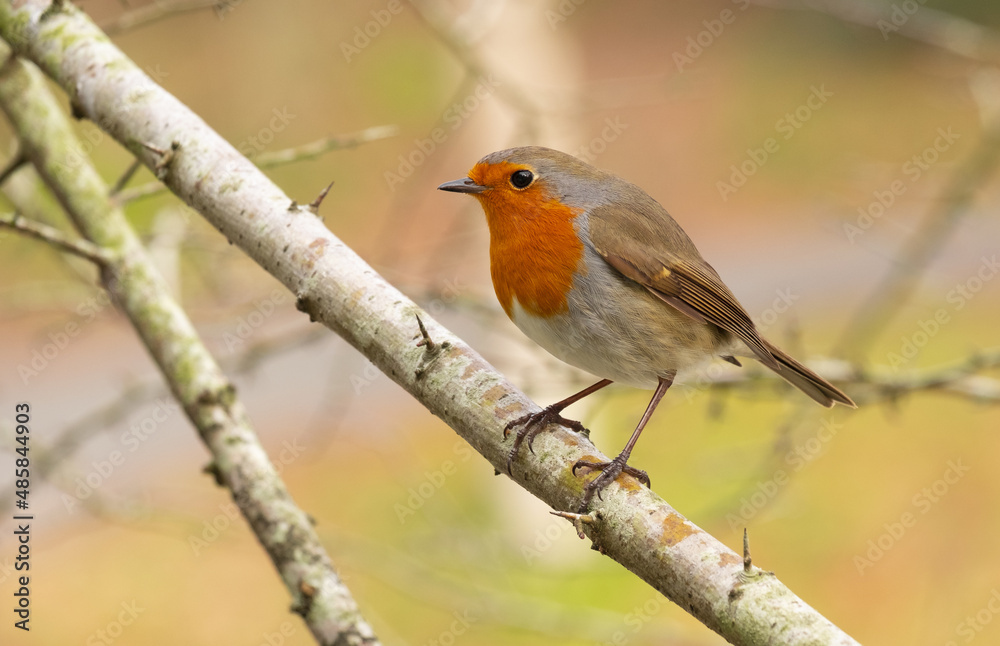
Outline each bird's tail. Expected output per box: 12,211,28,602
758,338,856,408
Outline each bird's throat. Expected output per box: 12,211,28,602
479,195,585,319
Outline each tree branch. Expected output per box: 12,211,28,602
753,0,1000,65
834,112,1000,360
0,319,327,512
409,0,544,118
687,349,1000,406
114,124,399,205
0,42,379,646
752,2,1000,362
0,2,860,644
0,210,113,264
0,143,25,184
99,0,230,37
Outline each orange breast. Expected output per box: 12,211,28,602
470,163,585,319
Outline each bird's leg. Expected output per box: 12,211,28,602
573,373,675,513
504,379,613,475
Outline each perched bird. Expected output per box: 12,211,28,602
439,146,855,511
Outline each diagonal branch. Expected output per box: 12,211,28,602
753,0,1000,65
754,2,1000,362
115,124,399,204
409,0,543,118
688,349,1000,406
0,143,25,184
99,0,230,37
0,42,379,646
833,114,1000,361
0,210,113,264
0,2,859,644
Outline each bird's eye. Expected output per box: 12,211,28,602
510,170,534,189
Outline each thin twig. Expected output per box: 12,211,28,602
0,326,330,512
753,1,1000,361
24,381,156,490
834,116,1000,360
109,158,141,196
115,124,397,204
753,0,1000,65
0,147,26,186
408,0,543,119
685,349,1000,406
256,125,398,166
0,211,113,264
99,0,229,37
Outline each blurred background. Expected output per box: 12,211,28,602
1,0,999,644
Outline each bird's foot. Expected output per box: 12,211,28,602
504,405,587,475
572,454,650,513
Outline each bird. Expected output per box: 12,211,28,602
438,146,855,512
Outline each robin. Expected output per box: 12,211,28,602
438,146,855,512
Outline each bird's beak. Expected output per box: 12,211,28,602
437,177,488,194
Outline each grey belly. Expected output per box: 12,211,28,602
510,250,731,389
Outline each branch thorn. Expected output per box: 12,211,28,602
743,527,752,573
551,509,599,539
142,140,179,179
415,314,436,352
306,180,335,216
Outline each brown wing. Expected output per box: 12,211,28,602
588,201,780,370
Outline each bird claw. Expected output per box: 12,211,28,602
503,405,588,476
573,455,650,513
